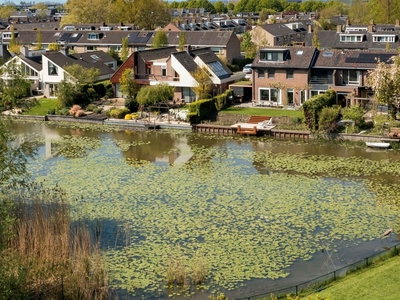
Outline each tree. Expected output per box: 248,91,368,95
125,0,171,29
0,119,34,186
152,31,168,48
366,54,400,118
136,83,174,106
57,81,80,109
0,5,16,19
61,0,119,25
121,37,129,62
259,8,276,23
120,69,139,102
107,48,121,65
64,64,100,86
213,1,227,13
8,26,20,54
366,0,400,24
312,25,321,50
36,29,43,50
241,31,257,59
178,32,186,51
191,66,212,100
227,3,234,11
0,63,32,111
48,42,60,51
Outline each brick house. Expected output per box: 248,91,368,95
251,46,317,106
251,46,397,107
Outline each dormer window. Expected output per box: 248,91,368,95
340,34,363,42
372,34,395,42
88,33,100,40
260,49,287,62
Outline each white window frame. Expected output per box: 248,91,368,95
372,35,395,43
259,88,281,104
340,34,363,42
88,33,99,40
310,90,326,98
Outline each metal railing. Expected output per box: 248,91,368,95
235,242,400,300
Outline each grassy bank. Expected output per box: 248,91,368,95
222,107,303,118
24,98,58,116
301,255,400,300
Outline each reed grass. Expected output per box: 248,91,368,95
1,182,108,299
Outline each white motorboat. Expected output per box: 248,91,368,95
365,142,390,149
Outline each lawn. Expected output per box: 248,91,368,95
24,98,58,116
222,107,303,118
301,256,400,300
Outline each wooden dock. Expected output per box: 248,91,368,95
192,124,311,139
192,124,237,135
272,129,311,139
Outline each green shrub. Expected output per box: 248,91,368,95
125,98,139,112
57,108,71,116
109,108,130,119
86,104,98,112
302,90,336,131
47,108,56,115
341,105,366,127
93,107,103,114
318,105,341,134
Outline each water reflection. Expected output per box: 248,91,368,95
8,120,400,299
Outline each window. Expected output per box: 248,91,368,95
161,66,167,77
88,33,99,40
260,88,280,103
268,69,275,78
310,90,326,97
86,46,96,51
286,69,294,79
110,46,121,52
258,69,265,78
287,89,294,105
373,35,395,42
260,51,285,61
21,63,38,77
340,34,363,42
300,90,306,105
343,70,360,84
48,62,58,76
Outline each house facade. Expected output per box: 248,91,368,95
251,46,397,107
110,46,244,102
4,25,241,64
0,46,117,98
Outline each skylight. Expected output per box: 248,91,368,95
208,61,229,79
295,50,303,55
323,51,334,57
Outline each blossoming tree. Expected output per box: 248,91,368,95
366,54,400,118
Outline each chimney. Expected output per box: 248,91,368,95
396,19,400,27
20,45,29,57
308,24,312,33
337,24,342,33
370,19,374,25
185,44,191,55
368,24,374,33
61,46,70,56
346,19,350,26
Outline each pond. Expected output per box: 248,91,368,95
10,120,400,299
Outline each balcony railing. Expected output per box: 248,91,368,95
309,78,330,84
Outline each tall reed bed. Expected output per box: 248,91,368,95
0,182,108,299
